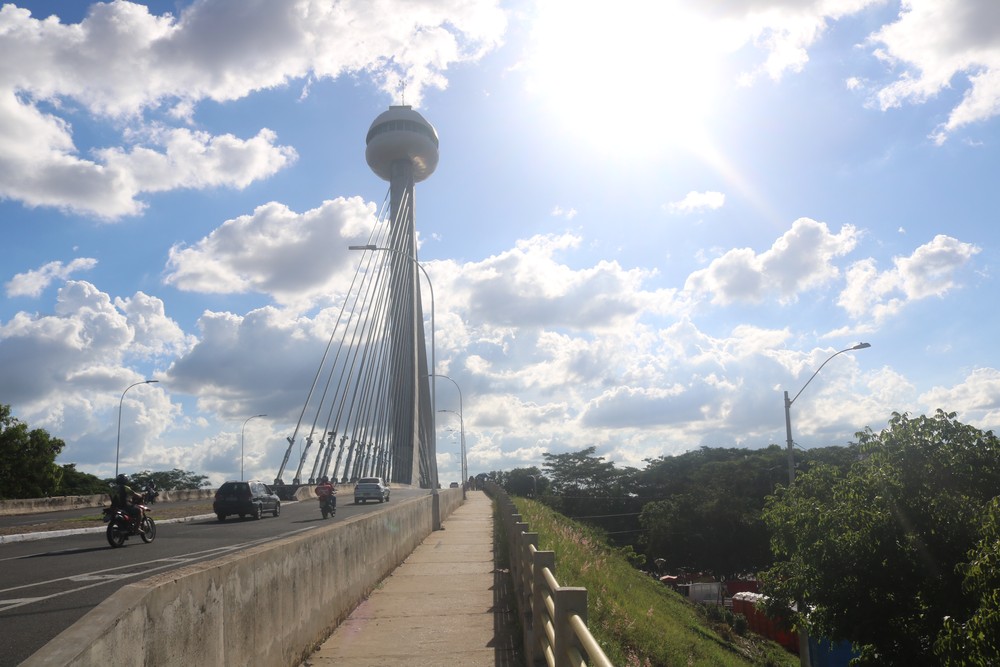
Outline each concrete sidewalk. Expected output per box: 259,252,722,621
300,490,523,667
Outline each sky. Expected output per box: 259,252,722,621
1,0,998,488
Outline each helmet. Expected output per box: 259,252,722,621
116,474,129,485
321,476,329,484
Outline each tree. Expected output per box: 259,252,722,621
542,446,620,496
761,411,1000,665
541,447,642,546
935,496,1000,664
502,466,547,498
125,468,209,490
638,446,787,577
0,404,66,499
57,464,109,495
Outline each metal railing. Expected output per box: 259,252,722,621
484,482,614,667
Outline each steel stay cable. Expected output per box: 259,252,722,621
315,203,395,480
278,190,391,482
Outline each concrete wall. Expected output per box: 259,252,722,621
0,494,110,516
23,487,464,667
0,489,216,516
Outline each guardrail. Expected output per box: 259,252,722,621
484,481,613,667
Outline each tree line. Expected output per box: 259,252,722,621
484,410,1000,665
0,404,208,499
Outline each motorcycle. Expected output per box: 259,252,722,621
103,504,156,548
142,486,159,504
319,493,336,519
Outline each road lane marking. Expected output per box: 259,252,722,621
0,527,317,606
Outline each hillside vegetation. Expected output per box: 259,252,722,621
510,497,797,667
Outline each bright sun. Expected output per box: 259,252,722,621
523,1,731,158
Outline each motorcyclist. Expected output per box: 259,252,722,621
111,474,144,529
315,475,336,513
143,479,158,503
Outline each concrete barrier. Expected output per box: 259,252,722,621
0,489,216,516
158,489,215,503
0,494,110,516
23,487,464,667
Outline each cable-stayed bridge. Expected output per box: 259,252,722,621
273,106,440,491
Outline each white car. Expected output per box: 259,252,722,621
354,477,390,504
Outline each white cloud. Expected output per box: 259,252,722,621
97,127,297,193
115,291,196,359
838,234,980,321
1,223,994,485
0,0,506,218
5,258,97,297
667,190,726,214
163,197,379,308
920,368,1000,429
434,232,669,330
0,281,194,404
869,0,1000,143
162,306,329,421
551,206,578,220
685,218,859,305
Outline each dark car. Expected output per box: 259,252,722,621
213,480,281,521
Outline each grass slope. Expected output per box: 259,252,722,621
512,497,798,667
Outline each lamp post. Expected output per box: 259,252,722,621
783,342,870,484
429,373,466,498
241,414,266,481
782,342,869,667
438,408,466,500
115,379,159,479
349,243,437,491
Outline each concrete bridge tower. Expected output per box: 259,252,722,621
364,106,439,487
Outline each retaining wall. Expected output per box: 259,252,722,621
22,487,463,667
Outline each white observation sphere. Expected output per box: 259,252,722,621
365,105,439,182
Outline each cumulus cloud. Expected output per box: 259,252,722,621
0,82,296,220
920,368,1000,428
0,281,192,403
5,258,97,297
868,0,1000,143
667,190,725,214
162,306,331,421
163,197,379,307
435,232,667,330
0,0,506,218
837,234,980,321
685,218,859,305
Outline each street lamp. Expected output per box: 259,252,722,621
349,243,437,491
241,414,266,481
438,408,466,500
430,373,466,498
115,379,159,478
782,342,869,667
783,343,870,484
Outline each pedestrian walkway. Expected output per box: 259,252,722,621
300,490,523,667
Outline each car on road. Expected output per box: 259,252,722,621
213,480,281,521
449,481,459,488
354,477,390,504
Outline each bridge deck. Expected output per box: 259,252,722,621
300,490,523,666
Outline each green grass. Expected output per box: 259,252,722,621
512,497,798,667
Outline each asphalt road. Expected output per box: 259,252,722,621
0,489,426,667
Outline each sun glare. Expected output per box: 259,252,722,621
523,2,729,158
